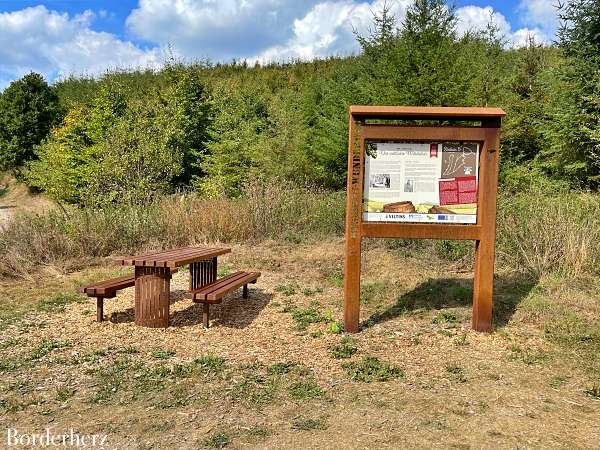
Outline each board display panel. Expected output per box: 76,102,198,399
363,142,479,224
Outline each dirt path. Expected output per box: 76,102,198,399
0,175,54,227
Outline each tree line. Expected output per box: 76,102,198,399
0,0,598,207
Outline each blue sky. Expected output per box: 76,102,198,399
0,0,560,89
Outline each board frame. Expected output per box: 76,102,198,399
343,106,506,333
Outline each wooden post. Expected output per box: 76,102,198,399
96,297,104,322
344,114,363,333
472,124,501,331
243,284,248,299
202,303,210,328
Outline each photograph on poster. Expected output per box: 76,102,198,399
363,142,479,224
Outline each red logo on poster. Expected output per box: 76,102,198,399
429,143,438,158
439,176,477,205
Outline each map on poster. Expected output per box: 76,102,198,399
363,142,479,224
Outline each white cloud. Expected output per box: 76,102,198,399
518,0,559,37
126,0,323,61
253,0,411,63
455,6,511,37
0,1,562,88
0,6,161,87
455,4,552,47
125,0,412,63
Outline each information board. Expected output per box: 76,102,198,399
343,106,505,334
363,142,479,224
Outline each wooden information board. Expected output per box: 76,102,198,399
343,106,506,333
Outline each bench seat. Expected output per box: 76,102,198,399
79,275,136,299
186,271,260,327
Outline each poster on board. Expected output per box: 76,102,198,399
363,142,479,224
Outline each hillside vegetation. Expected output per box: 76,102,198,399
0,0,598,278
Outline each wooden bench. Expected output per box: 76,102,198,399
78,270,177,322
186,271,260,328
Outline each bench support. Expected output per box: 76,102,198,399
202,303,210,328
190,257,217,290
135,266,171,328
97,298,104,322
199,283,252,329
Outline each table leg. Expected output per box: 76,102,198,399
135,266,171,328
190,257,217,290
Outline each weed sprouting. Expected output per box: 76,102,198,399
291,416,328,431
343,356,404,382
152,350,176,359
204,431,231,449
328,336,357,359
446,364,467,383
275,284,297,296
288,380,324,400
432,312,460,324
268,362,297,375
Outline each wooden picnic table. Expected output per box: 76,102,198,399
117,246,231,328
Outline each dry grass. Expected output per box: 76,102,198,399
0,241,598,449
3,180,600,282
0,179,345,278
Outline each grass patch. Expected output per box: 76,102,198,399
324,268,343,288
549,376,567,388
152,350,176,359
204,431,231,449
544,310,600,348
275,283,297,296
245,425,272,438
115,346,139,354
228,372,276,406
446,364,467,383
268,361,297,375
37,293,83,313
217,265,232,277
291,416,328,431
360,282,387,305
190,355,225,376
283,303,327,331
432,311,460,324
288,380,324,400
302,287,324,297
509,345,550,365
93,356,138,403
29,339,70,360
56,387,76,402
434,240,472,261
343,356,404,382
328,336,357,359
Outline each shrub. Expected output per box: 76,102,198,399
496,189,600,276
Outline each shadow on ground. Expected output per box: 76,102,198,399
363,274,539,329
109,287,272,329
172,288,272,329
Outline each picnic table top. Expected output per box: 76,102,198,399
117,246,231,268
